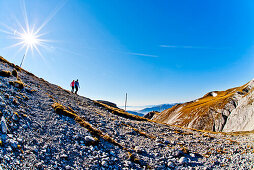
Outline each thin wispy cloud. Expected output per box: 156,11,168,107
129,52,159,58
160,45,230,50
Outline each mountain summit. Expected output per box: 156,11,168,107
153,80,254,132
0,56,253,169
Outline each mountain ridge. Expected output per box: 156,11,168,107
0,56,253,169
152,79,254,132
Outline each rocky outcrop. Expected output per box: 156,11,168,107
144,111,159,119
96,100,118,108
153,79,254,132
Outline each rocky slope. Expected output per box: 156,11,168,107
0,56,253,169
152,79,254,133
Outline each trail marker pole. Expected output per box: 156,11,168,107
20,54,26,67
125,93,127,111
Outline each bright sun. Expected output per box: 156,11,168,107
21,32,38,46
11,25,48,57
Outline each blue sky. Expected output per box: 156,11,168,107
1,0,254,106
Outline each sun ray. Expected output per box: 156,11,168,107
21,0,29,33
4,41,25,49
0,28,14,35
35,0,68,34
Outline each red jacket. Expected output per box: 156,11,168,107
70,81,75,87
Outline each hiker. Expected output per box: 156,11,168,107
70,80,75,93
75,79,80,94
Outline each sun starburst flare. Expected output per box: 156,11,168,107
13,25,49,57
0,0,67,67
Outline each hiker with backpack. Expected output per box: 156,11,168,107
70,80,75,93
75,79,80,94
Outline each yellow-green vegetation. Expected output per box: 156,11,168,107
52,102,152,168
94,100,149,121
0,56,9,63
0,56,21,71
9,81,25,89
52,103,76,118
4,94,9,99
12,69,18,77
13,112,19,119
226,129,254,136
216,148,227,154
247,97,254,105
22,95,29,101
122,123,156,139
180,146,189,154
26,89,37,94
0,70,11,77
15,81,24,89
75,116,121,147
52,102,122,147
154,82,251,130
127,152,152,169
12,98,18,105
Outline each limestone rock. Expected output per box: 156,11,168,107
1,116,8,134
179,157,189,164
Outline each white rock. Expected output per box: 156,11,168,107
65,165,71,169
211,92,217,97
35,161,44,167
179,157,189,164
1,117,8,134
7,134,13,138
167,161,175,168
60,154,68,158
17,138,23,143
190,153,196,158
134,146,143,153
6,146,12,152
10,139,18,149
0,102,6,108
85,136,95,142
101,160,108,167
4,155,10,161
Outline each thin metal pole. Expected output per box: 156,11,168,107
124,93,127,111
20,54,26,67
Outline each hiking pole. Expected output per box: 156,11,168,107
20,54,26,67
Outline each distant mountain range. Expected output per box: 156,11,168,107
126,103,179,116
126,110,144,117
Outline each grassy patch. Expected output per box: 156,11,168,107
9,81,25,89
122,123,156,139
52,102,122,147
0,70,11,77
52,103,76,118
52,101,152,168
0,56,21,71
